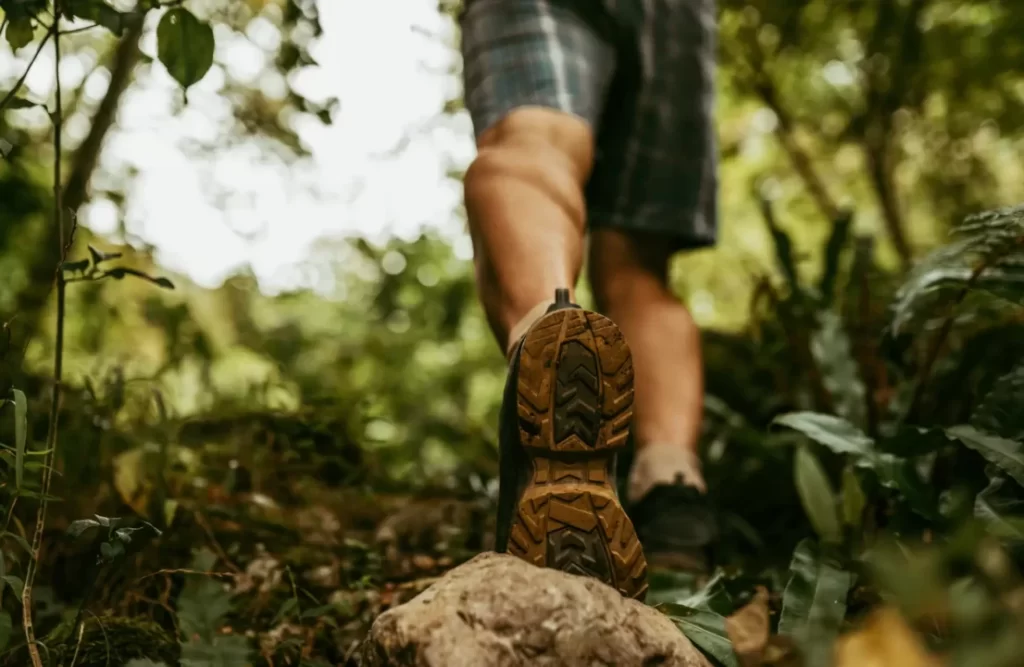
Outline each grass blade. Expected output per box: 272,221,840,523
12,389,27,491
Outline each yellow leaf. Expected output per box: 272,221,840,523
834,607,944,667
727,586,771,666
113,448,152,516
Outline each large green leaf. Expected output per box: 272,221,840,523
890,205,1024,334
794,446,842,544
773,412,874,456
660,602,738,667
971,360,1024,442
947,425,1024,487
659,573,742,666
890,238,974,335
156,8,215,90
975,473,1024,541
778,539,853,667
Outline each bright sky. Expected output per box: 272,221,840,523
14,0,476,292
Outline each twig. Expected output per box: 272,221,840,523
133,568,241,583
195,510,243,573
59,23,101,35
22,9,69,665
0,26,53,112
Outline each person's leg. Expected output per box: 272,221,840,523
461,0,616,357
583,0,719,566
461,0,651,599
589,230,706,499
464,110,591,357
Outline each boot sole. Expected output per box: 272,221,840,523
506,308,648,600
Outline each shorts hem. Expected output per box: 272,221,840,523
469,101,595,140
587,211,718,251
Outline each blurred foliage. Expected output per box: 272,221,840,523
1,0,1024,666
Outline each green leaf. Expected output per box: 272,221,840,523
947,424,1024,487
180,634,251,667
178,553,233,643
157,8,215,90
87,245,123,265
890,205,1024,334
105,267,175,289
2,97,40,109
66,0,128,35
12,388,27,491
300,603,337,620
61,258,92,274
3,576,23,602
5,18,34,50
877,426,955,457
794,446,842,544
971,360,1024,442
809,312,866,427
4,532,33,555
818,210,853,304
778,539,854,667
759,195,800,293
0,611,11,653
840,466,866,529
890,238,974,335
773,412,874,456
866,454,939,520
67,518,101,538
272,597,298,625
99,540,125,562
975,474,1024,541
660,602,739,667
125,660,171,667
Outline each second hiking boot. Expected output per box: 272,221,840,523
494,288,648,600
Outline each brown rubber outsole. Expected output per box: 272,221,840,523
505,307,648,601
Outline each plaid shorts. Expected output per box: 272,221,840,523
460,0,718,248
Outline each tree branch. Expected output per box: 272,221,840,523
859,0,928,270
732,26,842,223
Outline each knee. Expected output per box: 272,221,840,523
463,109,595,231
588,230,674,311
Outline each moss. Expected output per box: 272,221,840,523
5,615,179,667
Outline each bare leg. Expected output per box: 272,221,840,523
589,229,706,499
463,108,595,355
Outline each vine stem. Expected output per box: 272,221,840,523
22,5,73,665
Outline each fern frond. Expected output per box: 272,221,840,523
890,204,1024,334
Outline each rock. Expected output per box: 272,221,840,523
361,552,713,667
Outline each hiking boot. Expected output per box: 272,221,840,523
630,478,718,573
494,288,648,601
